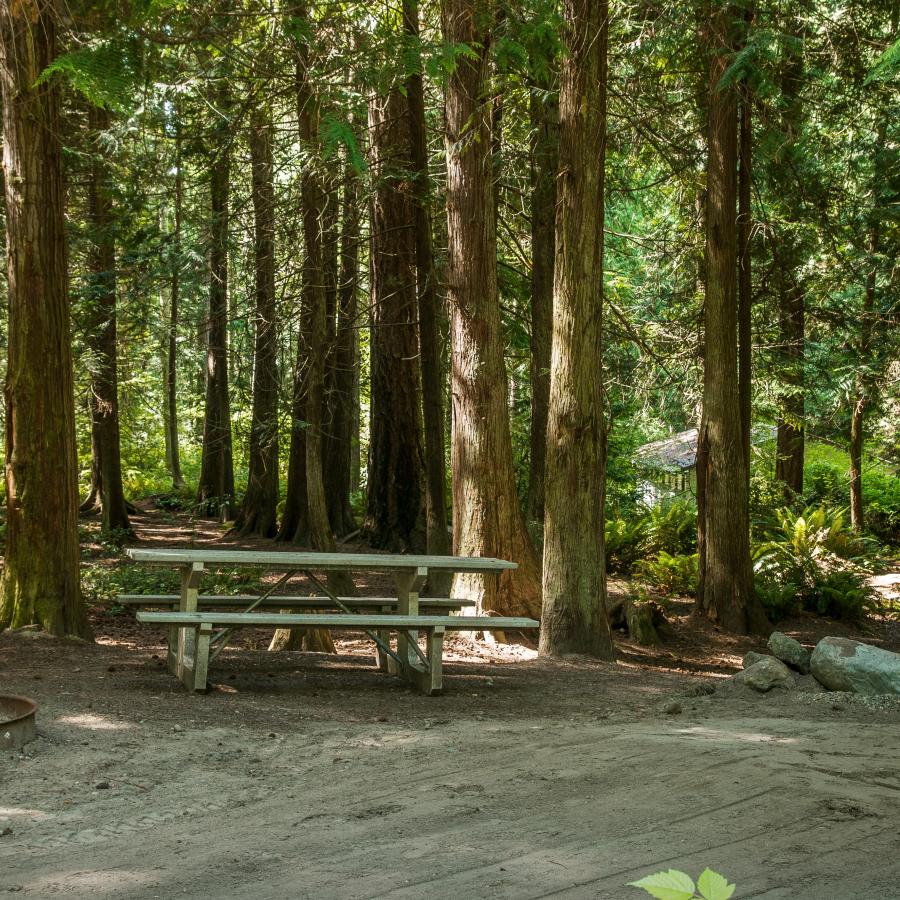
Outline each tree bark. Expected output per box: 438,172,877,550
773,28,805,496
234,105,280,538
442,0,542,618
0,0,91,638
694,4,767,635
274,3,345,650
323,144,361,538
197,101,234,514
83,104,131,536
365,88,427,552
166,112,185,489
737,81,752,472
539,0,613,658
850,222,879,531
774,276,805,495
527,65,558,522
404,0,452,591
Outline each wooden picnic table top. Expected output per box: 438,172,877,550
126,548,517,574
137,611,538,629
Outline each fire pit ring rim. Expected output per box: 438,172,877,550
0,693,37,726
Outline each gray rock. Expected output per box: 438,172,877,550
767,631,811,674
733,657,795,693
810,637,900,695
742,650,770,669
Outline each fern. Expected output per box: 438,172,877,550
866,37,900,84
37,41,139,113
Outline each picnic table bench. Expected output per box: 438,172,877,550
126,548,538,695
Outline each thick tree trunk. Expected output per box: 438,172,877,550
0,0,91,638
84,105,131,536
539,0,613,658
694,4,767,635
737,84,752,471
365,89,427,552
197,115,234,514
234,106,279,538
527,68,558,523
404,0,452,590
442,0,542,618
166,114,185,489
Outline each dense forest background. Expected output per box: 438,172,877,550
0,0,897,644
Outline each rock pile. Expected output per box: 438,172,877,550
730,632,900,697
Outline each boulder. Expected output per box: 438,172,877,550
810,637,900,695
742,650,770,669
733,657,795,693
767,631,811,674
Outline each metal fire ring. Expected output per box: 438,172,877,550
0,694,37,750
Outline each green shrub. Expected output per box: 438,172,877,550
644,500,696,554
804,460,900,543
635,551,698,596
605,516,648,573
753,505,878,622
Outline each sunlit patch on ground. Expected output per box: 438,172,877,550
674,725,800,744
56,713,134,731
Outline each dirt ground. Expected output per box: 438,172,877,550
1,511,899,899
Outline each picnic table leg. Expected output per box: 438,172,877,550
175,622,213,692
173,562,205,682
404,626,445,695
394,566,428,681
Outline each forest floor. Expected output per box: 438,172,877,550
1,507,899,899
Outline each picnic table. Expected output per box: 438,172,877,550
125,548,538,695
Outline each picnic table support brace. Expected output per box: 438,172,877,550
302,570,407,672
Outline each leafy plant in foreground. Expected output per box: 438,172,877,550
629,867,735,900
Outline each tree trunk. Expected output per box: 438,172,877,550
539,0,613,658
0,0,92,638
773,28,805,496
365,88,427,552
737,81,752,472
694,4,767,635
323,148,361,538
234,105,279,538
527,66,558,522
404,0,452,591
166,112,185,489
442,0,542,618
274,4,345,650
850,222,879,531
197,107,234,514
774,276,805,495
83,104,131,536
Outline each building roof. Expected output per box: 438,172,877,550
635,429,699,473
635,425,775,473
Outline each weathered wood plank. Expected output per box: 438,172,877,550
136,612,538,630
118,594,465,610
126,548,516,573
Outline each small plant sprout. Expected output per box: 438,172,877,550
629,867,736,900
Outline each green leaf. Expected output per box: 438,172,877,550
697,868,735,900
628,869,696,900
